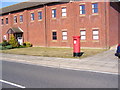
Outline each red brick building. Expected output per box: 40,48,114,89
0,1,120,49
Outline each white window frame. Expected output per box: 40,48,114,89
14,16,17,23
80,5,85,14
52,9,56,18
20,15,23,22
38,11,42,20
62,31,67,40
62,7,67,17
31,13,34,21
93,30,99,40
80,30,86,40
92,3,98,13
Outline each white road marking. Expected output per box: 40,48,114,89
0,79,25,88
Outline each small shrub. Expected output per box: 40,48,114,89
19,45,26,48
2,40,9,46
23,43,26,46
8,34,19,48
23,42,32,47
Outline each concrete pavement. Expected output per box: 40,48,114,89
1,49,119,74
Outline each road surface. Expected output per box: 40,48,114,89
1,60,118,88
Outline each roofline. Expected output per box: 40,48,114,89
0,0,71,15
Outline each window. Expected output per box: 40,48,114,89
1,19,4,25
92,3,98,13
38,12,42,20
80,30,86,40
20,15,23,22
31,13,34,21
80,5,85,14
6,18,8,24
62,31,67,40
52,32,57,40
62,7,67,17
14,16,17,23
52,9,56,18
93,30,99,40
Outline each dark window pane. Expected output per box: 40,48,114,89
53,32,56,35
52,9,56,18
82,10,85,14
94,3,98,8
53,36,57,40
52,32,57,40
1,19,4,24
94,8,98,13
38,12,42,19
81,5,85,9
20,15,23,22
6,18,8,24
31,13,34,20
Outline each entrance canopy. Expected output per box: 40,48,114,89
7,27,23,34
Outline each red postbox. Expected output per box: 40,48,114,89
73,36,83,57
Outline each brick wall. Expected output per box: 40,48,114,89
0,1,119,48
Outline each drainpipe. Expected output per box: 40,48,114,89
44,5,48,47
104,1,108,49
26,10,29,42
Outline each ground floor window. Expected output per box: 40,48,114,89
52,32,57,40
62,31,67,40
80,30,86,40
93,30,99,40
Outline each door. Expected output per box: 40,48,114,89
17,37,23,45
15,33,23,45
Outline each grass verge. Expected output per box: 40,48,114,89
1,47,107,59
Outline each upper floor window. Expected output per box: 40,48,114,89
6,18,8,24
52,9,56,18
20,15,23,22
31,13,34,21
93,30,99,40
80,30,86,40
14,16,17,23
1,19,4,25
52,32,57,40
38,12,42,20
92,3,98,13
62,7,67,17
62,31,67,40
80,5,85,14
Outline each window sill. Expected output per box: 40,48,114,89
61,16,67,19
20,22,23,24
52,18,56,20
52,40,57,42
92,13,99,16
80,40,86,42
79,14,86,17
62,40,68,42
92,40,99,42
30,21,34,23
38,19,42,21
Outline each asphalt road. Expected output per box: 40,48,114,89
1,60,118,88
